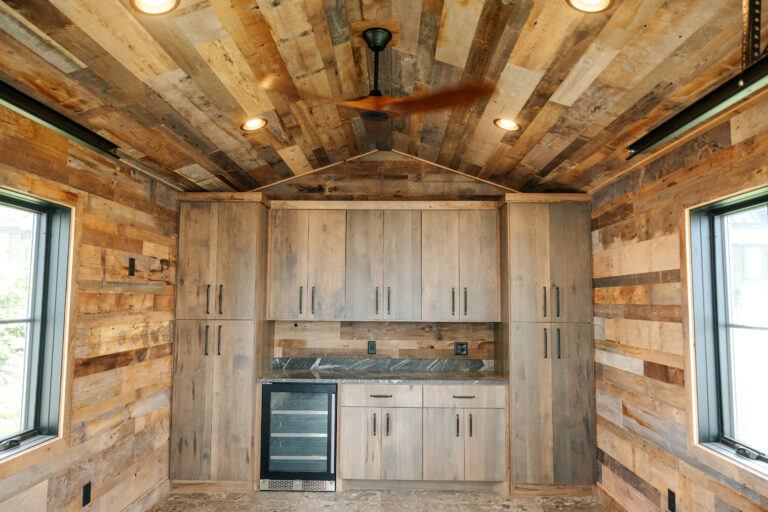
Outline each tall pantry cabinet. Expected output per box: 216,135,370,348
171,198,270,488
500,196,595,485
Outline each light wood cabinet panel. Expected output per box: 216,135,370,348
423,385,505,409
210,321,255,481
215,203,263,320
307,210,346,320
551,323,595,484
340,384,422,408
381,408,422,480
177,203,217,319
422,211,460,321
339,407,381,480
383,210,422,321
549,203,591,324
269,209,309,320
464,408,506,482
459,210,499,321
509,322,554,484
170,320,213,480
346,210,384,320
505,203,550,322
422,407,464,481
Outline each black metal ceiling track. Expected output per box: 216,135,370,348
0,79,184,191
627,0,767,159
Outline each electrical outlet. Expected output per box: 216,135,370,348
83,482,91,506
128,257,135,276
668,489,676,512
367,340,376,354
454,342,468,356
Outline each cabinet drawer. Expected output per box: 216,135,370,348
340,384,422,407
423,385,505,408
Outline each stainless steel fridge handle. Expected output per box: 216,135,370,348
330,393,336,474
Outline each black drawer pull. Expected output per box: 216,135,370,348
469,413,473,437
452,395,476,399
556,286,560,317
206,284,211,314
456,414,460,437
299,286,303,315
544,328,548,359
370,394,393,398
373,413,377,436
543,286,547,317
375,286,379,315
386,413,390,436
218,284,223,314
217,325,222,355
204,325,209,355
557,328,561,359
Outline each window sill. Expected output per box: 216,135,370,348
703,442,768,478
0,434,56,460
0,435,65,480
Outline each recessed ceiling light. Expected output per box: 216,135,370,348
494,118,519,131
130,0,180,15
240,118,267,131
565,0,614,13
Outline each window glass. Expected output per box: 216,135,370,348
0,204,37,439
722,204,768,455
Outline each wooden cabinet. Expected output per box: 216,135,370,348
508,322,595,484
346,210,383,320
177,202,265,320
171,320,255,482
340,406,422,481
269,210,346,320
422,210,499,322
504,202,590,323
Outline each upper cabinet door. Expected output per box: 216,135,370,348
505,203,551,322
269,210,309,320
346,210,384,320
459,210,499,321
422,211,460,321
549,203,591,323
383,210,422,321
215,203,264,320
307,210,346,320
177,203,218,319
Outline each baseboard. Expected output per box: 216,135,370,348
340,479,508,493
170,480,254,492
123,477,169,512
509,484,595,497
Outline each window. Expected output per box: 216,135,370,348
691,188,768,465
0,190,70,456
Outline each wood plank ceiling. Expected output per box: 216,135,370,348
0,0,752,192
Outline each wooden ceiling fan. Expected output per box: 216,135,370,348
328,28,496,122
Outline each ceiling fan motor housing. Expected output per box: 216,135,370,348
362,28,392,52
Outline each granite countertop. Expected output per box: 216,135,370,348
256,369,508,385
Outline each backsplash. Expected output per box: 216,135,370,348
273,322,495,360
272,358,493,372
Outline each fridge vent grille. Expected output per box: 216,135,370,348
260,479,335,492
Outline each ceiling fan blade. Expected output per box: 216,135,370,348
382,81,496,115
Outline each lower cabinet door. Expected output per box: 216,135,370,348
210,321,255,481
381,408,422,480
464,408,506,482
340,407,381,479
423,408,464,481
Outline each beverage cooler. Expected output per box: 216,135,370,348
260,383,337,491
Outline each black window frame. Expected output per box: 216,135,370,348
690,187,768,465
0,189,70,457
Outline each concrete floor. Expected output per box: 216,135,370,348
149,491,609,511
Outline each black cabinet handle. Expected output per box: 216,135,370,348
373,413,377,436
370,394,393,398
204,325,209,355
464,287,468,316
557,328,561,359
452,395,475,399
387,287,391,315
543,287,547,317
218,284,223,315
556,286,560,317
469,413,473,437
375,287,379,315
386,413,390,436
217,325,222,356
456,414,460,437
206,284,211,314
544,328,548,359
451,288,455,316
299,286,303,315
311,286,315,315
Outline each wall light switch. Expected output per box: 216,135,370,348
367,340,376,354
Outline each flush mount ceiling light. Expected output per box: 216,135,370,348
494,118,519,131
240,118,267,131
565,0,614,13
130,0,180,15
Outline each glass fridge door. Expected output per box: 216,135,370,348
261,383,336,480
